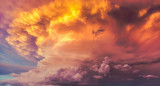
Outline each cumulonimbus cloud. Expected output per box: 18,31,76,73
1,0,160,85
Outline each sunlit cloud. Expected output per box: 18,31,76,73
0,0,160,85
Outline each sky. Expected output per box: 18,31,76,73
0,75,14,80
0,0,160,86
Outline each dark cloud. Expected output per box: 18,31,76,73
120,57,160,66
111,0,159,7
92,29,105,37
108,6,140,26
141,5,160,19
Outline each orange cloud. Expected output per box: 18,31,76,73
1,0,160,85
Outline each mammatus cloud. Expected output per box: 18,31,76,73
1,0,160,85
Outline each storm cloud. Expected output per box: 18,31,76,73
0,0,160,86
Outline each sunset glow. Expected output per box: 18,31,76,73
0,0,160,86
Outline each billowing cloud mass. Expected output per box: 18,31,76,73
1,0,160,86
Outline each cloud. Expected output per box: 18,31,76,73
93,75,103,79
111,0,160,7
97,57,110,75
0,57,110,85
0,63,34,75
3,0,160,68
114,64,131,71
1,0,160,85
140,75,159,79
90,57,110,79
